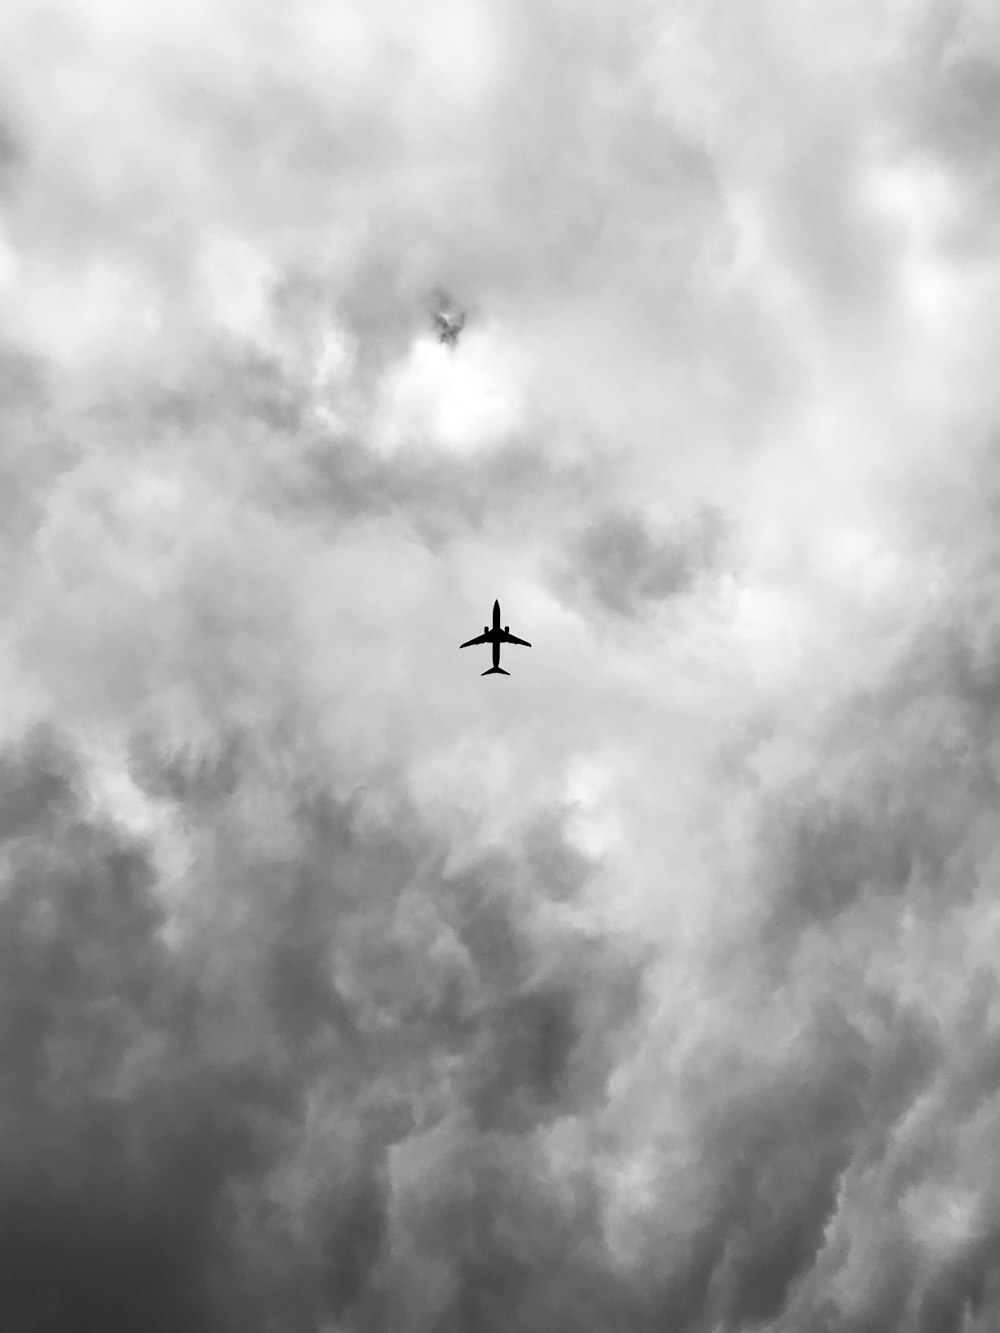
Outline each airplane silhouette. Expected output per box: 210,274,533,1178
460,600,531,675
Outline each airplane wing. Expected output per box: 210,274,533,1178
501,632,531,647
460,633,490,648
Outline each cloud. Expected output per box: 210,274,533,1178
562,503,728,617
2,0,1000,1329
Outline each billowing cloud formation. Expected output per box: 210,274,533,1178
1,1,1000,1330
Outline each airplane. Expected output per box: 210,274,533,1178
460,600,531,676
434,307,466,347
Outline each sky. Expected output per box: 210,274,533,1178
1,0,1000,1329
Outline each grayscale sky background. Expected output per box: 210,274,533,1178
1,2,1000,1330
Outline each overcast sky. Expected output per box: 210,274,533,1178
1,1,1000,1330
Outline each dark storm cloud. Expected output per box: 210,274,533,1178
0,720,659,1332
0,732,230,1333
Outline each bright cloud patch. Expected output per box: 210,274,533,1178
374,325,526,454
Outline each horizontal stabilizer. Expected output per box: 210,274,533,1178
482,666,510,676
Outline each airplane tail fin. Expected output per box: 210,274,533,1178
482,666,510,676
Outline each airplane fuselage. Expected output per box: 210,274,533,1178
489,600,502,669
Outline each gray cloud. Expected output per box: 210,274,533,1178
1,0,1000,1328
564,504,729,617
0,722,649,1330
